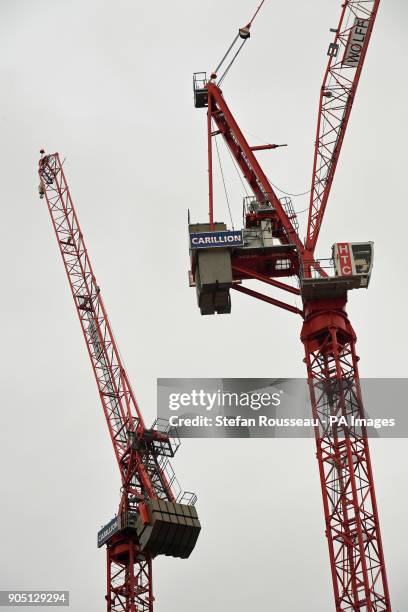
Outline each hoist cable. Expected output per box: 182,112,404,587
248,0,267,26
224,141,249,196
268,178,312,198
213,0,268,85
214,33,240,75
218,39,248,85
292,206,309,215
214,135,235,229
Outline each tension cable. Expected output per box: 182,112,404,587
213,0,267,86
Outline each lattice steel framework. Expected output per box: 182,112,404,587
38,152,177,611
306,0,380,252
191,1,391,609
107,550,152,612
301,301,390,610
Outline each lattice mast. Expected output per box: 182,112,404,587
301,297,390,611
190,1,390,609
39,152,200,612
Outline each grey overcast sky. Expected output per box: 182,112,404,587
0,0,407,610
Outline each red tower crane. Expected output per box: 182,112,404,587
189,1,391,610
38,152,201,611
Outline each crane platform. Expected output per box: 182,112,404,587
300,242,373,300
98,500,201,560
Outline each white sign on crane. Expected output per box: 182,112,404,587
343,18,370,67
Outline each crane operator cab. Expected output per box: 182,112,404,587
193,72,208,108
300,242,374,300
333,242,373,282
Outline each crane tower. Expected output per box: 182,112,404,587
38,152,201,611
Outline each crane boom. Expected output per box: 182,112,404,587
39,152,164,496
306,0,380,253
206,82,302,250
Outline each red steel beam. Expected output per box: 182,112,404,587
232,264,300,295
232,284,303,316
